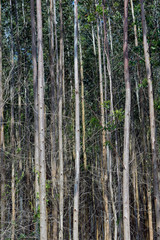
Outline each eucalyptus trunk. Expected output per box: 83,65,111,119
96,10,110,240
31,0,39,238
123,1,131,239
59,0,64,239
49,0,58,239
140,1,160,238
0,1,5,239
73,0,80,239
36,0,47,239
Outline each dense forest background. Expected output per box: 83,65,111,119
0,0,160,239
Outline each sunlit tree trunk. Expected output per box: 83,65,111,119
36,0,47,239
140,1,160,238
73,0,80,239
123,0,131,239
59,0,64,239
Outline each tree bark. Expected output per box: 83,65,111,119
49,0,58,239
123,1,131,239
31,0,39,238
59,0,64,239
36,0,47,239
0,1,5,239
10,1,16,239
73,0,80,239
96,8,110,240
140,0,160,238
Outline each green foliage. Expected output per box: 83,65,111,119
87,13,96,23
89,117,101,129
103,100,110,110
105,140,112,150
105,121,116,132
33,205,40,223
114,108,125,122
46,180,51,190
154,97,160,110
96,4,103,16
138,78,148,89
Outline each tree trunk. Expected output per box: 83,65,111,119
73,0,80,239
78,24,87,171
59,0,64,239
10,1,16,239
123,1,131,239
0,1,5,239
140,1,160,238
31,0,39,238
96,8,110,240
49,0,58,239
36,0,47,239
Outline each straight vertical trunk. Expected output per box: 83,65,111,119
78,24,87,171
53,0,59,86
140,1,160,238
49,0,58,239
0,1,5,239
36,0,47,239
59,0,63,239
10,1,16,239
96,9,110,240
15,0,23,227
102,2,118,239
73,0,80,239
123,1,131,239
30,0,39,238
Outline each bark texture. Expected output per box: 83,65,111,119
36,0,47,239
123,1,131,239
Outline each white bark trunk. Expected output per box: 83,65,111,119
123,1,131,239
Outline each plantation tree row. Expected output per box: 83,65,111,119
0,0,160,239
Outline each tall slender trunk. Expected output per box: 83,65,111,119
10,1,16,239
31,0,39,238
49,0,58,239
15,0,23,227
92,24,96,56
73,0,80,239
78,24,87,171
140,1,160,238
59,0,63,239
0,1,5,239
130,0,141,119
102,2,117,239
96,7,110,239
36,0,47,239
53,0,59,86
123,1,131,239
